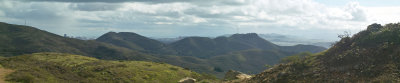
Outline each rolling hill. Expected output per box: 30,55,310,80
96,31,326,77
208,49,294,74
0,22,158,61
0,22,327,79
243,23,400,82
0,53,216,83
96,32,176,55
170,33,324,58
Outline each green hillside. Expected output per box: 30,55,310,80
96,32,176,54
279,44,327,53
0,22,218,78
0,53,216,83
209,49,294,74
0,22,327,79
170,37,218,58
92,27,326,77
170,33,280,58
0,22,157,61
170,33,325,58
96,32,326,77
245,23,400,82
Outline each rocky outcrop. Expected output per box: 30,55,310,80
178,77,196,83
224,70,252,81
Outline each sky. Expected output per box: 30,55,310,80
0,0,399,41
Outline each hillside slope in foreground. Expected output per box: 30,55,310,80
0,53,217,83
243,23,400,83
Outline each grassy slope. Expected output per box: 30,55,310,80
208,49,294,77
0,53,216,83
0,22,158,61
246,23,400,83
96,32,176,55
0,67,14,83
0,56,14,83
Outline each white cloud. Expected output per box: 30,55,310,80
345,2,367,21
0,0,399,40
69,3,122,11
365,7,400,24
0,10,4,16
119,2,192,14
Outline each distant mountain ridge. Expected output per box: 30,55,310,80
258,33,334,48
96,32,326,58
155,33,335,48
170,33,324,58
95,31,326,77
0,22,327,78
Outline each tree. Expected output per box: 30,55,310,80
366,23,383,32
338,31,351,38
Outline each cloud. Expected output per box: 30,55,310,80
0,10,4,16
345,2,367,21
21,0,184,3
69,3,122,11
0,0,398,40
21,0,249,6
365,6,400,24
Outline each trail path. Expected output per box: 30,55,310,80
0,68,13,83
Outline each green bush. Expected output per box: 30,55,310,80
280,52,312,63
6,72,36,83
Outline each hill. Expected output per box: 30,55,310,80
153,37,185,44
0,53,217,83
279,44,327,53
208,49,295,74
94,31,326,77
0,22,218,78
0,22,327,79
96,32,176,54
0,22,157,61
245,23,400,82
170,33,324,58
96,32,326,77
170,37,218,58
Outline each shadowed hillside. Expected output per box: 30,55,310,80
170,33,324,58
96,32,176,54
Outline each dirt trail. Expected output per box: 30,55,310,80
0,68,14,83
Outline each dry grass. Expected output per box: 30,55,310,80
0,68,14,83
